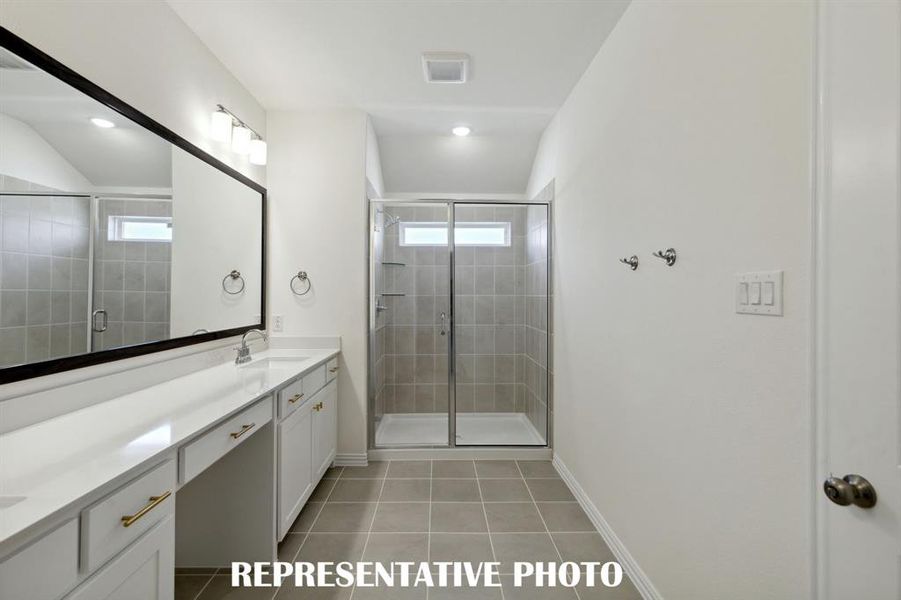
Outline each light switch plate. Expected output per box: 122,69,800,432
735,271,783,316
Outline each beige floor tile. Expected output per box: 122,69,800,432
429,533,494,564
429,585,503,600
289,502,324,533
430,502,488,533
297,532,368,562
576,571,643,600
484,502,545,532
490,533,561,574
387,460,431,478
309,478,337,502
432,479,481,502
536,503,594,532
516,461,558,478
550,533,616,563
380,479,431,501
371,502,430,532
351,584,427,599
175,574,212,600
312,503,377,532
328,479,383,502
500,576,579,600
479,479,531,502
278,533,307,561
340,461,388,478
525,479,574,501
176,567,219,575
432,461,476,478
196,575,278,599
362,532,429,563
323,466,344,479
275,582,352,599
474,460,520,478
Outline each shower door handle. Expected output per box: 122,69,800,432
439,312,447,336
92,309,108,333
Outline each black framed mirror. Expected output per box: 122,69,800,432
0,27,266,384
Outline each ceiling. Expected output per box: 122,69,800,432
168,0,631,193
0,55,172,189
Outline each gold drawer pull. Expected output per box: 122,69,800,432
230,423,256,439
313,402,323,411
329,367,339,373
289,393,304,404
121,491,171,528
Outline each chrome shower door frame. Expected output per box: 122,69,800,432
367,197,552,450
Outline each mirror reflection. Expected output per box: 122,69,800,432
0,47,263,370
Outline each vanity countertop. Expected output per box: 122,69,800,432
0,347,339,553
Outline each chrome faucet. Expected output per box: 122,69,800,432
235,328,268,365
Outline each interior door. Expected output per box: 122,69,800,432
818,2,901,597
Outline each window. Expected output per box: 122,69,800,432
107,215,172,242
399,222,511,247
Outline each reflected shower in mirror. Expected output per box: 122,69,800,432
0,39,263,378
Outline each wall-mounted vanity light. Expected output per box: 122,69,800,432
209,104,267,166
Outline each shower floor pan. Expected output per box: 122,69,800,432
375,412,545,446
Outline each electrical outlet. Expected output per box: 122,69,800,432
272,315,284,332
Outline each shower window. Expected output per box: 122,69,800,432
400,221,511,247
107,215,173,242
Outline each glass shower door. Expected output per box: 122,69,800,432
453,203,549,446
370,201,451,446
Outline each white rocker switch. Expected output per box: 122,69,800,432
735,271,783,316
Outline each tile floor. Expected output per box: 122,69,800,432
175,460,640,599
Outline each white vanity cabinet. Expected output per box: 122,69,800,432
277,374,338,539
66,516,174,600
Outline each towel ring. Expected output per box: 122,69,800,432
222,270,245,295
290,271,312,296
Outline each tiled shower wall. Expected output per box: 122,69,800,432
380,205,450,414
93,198,172,350
524,202,551,436
372,205,387,423
0,175,90,367
373,201,551,440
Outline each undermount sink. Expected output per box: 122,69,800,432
0,496,26,510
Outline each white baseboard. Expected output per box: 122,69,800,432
553,454,663,600
368,447,552,461
334,452,368,467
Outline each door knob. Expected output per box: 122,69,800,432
823,474,877,508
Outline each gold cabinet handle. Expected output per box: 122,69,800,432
289,393,304,404
313,402,323,411
329,367,339,373
230,423,256,439
121,491,171,528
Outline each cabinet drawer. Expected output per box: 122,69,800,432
0,519,78,600
179,398,272,484
278,376,306,420
81,460,175,574
326,358,339,382
306,364,328,397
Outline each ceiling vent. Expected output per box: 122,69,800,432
422,52,469,84
0,48,35,71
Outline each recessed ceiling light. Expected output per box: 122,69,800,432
452,126,471,137
90,117,115,128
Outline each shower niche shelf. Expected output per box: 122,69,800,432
380,293,406,297
381,262,406,267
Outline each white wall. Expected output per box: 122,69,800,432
531,2,814,598
0,0,266,186
268,109,369,459
0,113,92,191
365,116,384,199
380,134,539,194
170,147,263,337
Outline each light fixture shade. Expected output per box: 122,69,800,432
231,125,252,154
210,109,232,142
249,138,267,166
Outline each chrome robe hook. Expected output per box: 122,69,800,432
652,248,677,266
619,255,639,270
